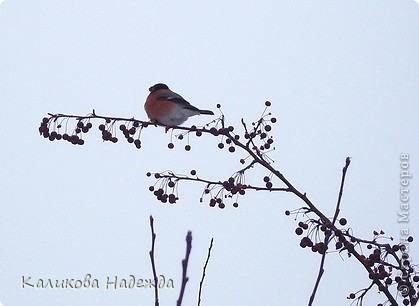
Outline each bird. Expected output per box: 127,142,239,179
145,83,214,127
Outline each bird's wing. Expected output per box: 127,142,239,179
157,90,200,111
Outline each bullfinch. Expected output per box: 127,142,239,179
145,83,214,127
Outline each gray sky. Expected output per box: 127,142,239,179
1,1,418,305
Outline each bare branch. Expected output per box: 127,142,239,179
198,238,214,306
149,215,159,306
332,156,351,225
308,157,352,305
177,231,193,306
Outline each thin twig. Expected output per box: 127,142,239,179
149,215,159,306
177,231,192,306
308,157,351,306
332,157,351,225
308,249,326,306
198,238,214,306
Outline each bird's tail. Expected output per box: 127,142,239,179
199,109,214,115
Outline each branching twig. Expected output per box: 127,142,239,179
177,231,193,306
198,238,214,306
149,215,159,306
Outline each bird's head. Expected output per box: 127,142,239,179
149,83,169,93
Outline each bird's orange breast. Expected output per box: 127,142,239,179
145,92,176,122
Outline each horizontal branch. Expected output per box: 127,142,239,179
155,173,291,193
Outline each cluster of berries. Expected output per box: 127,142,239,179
287,213,350,254
38,117,92,145
39,114,148,149
349,236,418,305
244,101,277,153
288,209,418,305
98,120,144,149
204,176,247,209
147,172,178,204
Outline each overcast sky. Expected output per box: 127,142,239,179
1,1,418,305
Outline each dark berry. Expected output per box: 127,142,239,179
218,143,224,149
295,228,303,235
190,169,197,176
168,194,177,204
70,135,79,144
209,128,218,136
265,101,271,107
185,145,191,151
228,146,235,153
168,143,174,149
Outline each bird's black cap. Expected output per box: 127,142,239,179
149,83,169,92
